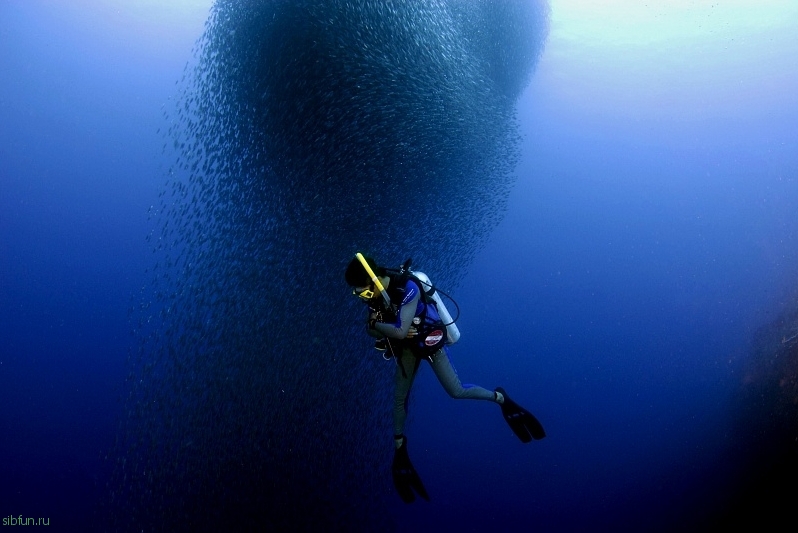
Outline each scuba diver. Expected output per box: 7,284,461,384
345,253,545,503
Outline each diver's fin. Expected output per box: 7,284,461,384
392,437,430,503
496,387,546,443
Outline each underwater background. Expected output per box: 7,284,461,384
2,0,798,531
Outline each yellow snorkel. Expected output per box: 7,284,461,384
356,252,392,308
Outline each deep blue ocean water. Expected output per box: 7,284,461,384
2,1,798,531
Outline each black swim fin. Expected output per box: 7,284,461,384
496,387,546,443
392,436,430,503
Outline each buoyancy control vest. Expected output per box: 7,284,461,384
384,270,453,357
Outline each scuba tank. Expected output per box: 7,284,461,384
409,270,460,345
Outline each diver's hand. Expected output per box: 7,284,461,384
406,326,418,339
367,311,380,330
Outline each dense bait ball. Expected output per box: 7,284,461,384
111,1,549,530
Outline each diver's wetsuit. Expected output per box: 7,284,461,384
369,278,496,436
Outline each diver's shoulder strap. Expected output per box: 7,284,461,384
406,274,437,307
384,264,437,308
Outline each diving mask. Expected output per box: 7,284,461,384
353,286,375,300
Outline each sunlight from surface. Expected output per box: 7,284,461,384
551,0,797,48
541,0,798,120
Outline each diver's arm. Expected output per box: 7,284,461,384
373,285,419,340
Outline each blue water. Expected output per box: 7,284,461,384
2,1,798,531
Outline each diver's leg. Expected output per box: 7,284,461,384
429,349,497,401
394,349,422,439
